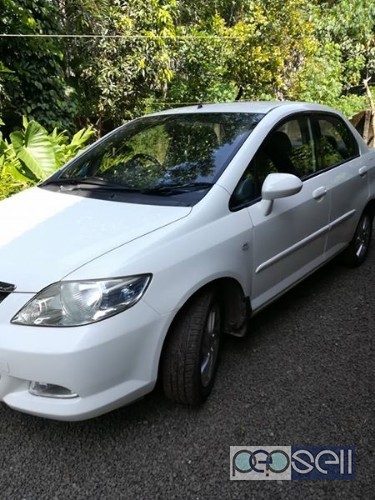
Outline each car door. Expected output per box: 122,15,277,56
230,114,331,311
310,113,368,259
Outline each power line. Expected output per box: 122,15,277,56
144,101,228,106
0,33,241,39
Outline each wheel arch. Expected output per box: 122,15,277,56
364,198,375,218
157,277,250,382
174,277,249,334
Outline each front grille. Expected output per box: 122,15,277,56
0,281,16,304
0,291,10,304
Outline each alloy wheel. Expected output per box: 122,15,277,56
200,303,221,388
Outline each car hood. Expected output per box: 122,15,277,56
0,187,191,292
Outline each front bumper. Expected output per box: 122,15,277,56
0,292,169,421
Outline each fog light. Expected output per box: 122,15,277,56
29,381,78,399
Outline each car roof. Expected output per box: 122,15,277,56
151,101,334,116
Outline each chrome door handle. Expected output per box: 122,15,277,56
359,166,369,177
313,187,327,200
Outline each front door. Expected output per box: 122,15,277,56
230,114,330,311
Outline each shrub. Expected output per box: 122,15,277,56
0,117,94,198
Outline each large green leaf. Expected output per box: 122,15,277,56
2,157,32,183
10,121,57,181
70,126,95,148
0,137,7,156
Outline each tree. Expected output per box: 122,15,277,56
0,0,79,133
1,0,373,139
61,0,177,133
298,0,375,116
166,0,317,103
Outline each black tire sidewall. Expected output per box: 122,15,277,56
196,295,222,400
161,290,223,405
352,212,373,266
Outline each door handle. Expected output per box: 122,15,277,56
313,186,327,200
359,166,369,177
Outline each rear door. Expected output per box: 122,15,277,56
310,113,368,259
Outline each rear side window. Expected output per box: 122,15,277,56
313,114,359,170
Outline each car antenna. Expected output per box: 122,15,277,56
197,94,204,109
235,86,243,101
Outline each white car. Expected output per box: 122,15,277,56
0,101,374,421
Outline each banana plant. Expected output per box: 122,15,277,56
0,117,94,185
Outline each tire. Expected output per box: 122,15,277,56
161,290,222,405
341,210,373,267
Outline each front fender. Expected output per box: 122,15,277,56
65,187,254,316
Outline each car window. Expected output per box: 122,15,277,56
59,113,264,190
47,112,264,206
277,118,316,178
230,116,315,210
313,114,359,170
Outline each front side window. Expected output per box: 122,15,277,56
42,112,264,206
230,115,315,210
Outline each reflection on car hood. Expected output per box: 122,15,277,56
0,187,191,292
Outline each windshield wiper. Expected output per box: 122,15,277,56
42,178,214,195
142,181,214,195
42,176,103,186
42,177,139,192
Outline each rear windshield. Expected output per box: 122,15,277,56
42,112,264,206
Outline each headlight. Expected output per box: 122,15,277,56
12,275,151,327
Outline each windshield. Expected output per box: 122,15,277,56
42,112,264,206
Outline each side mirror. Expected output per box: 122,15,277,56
260,173,302,216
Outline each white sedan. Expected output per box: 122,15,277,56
0,101,374,420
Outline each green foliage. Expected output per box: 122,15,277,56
0,171,29,200
0,0,374,139
0,117,94,191
0,0,80,133
315,0,375,86
90,0,177,128
300,0,375,117
167,16,237,105
226,0,317,99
